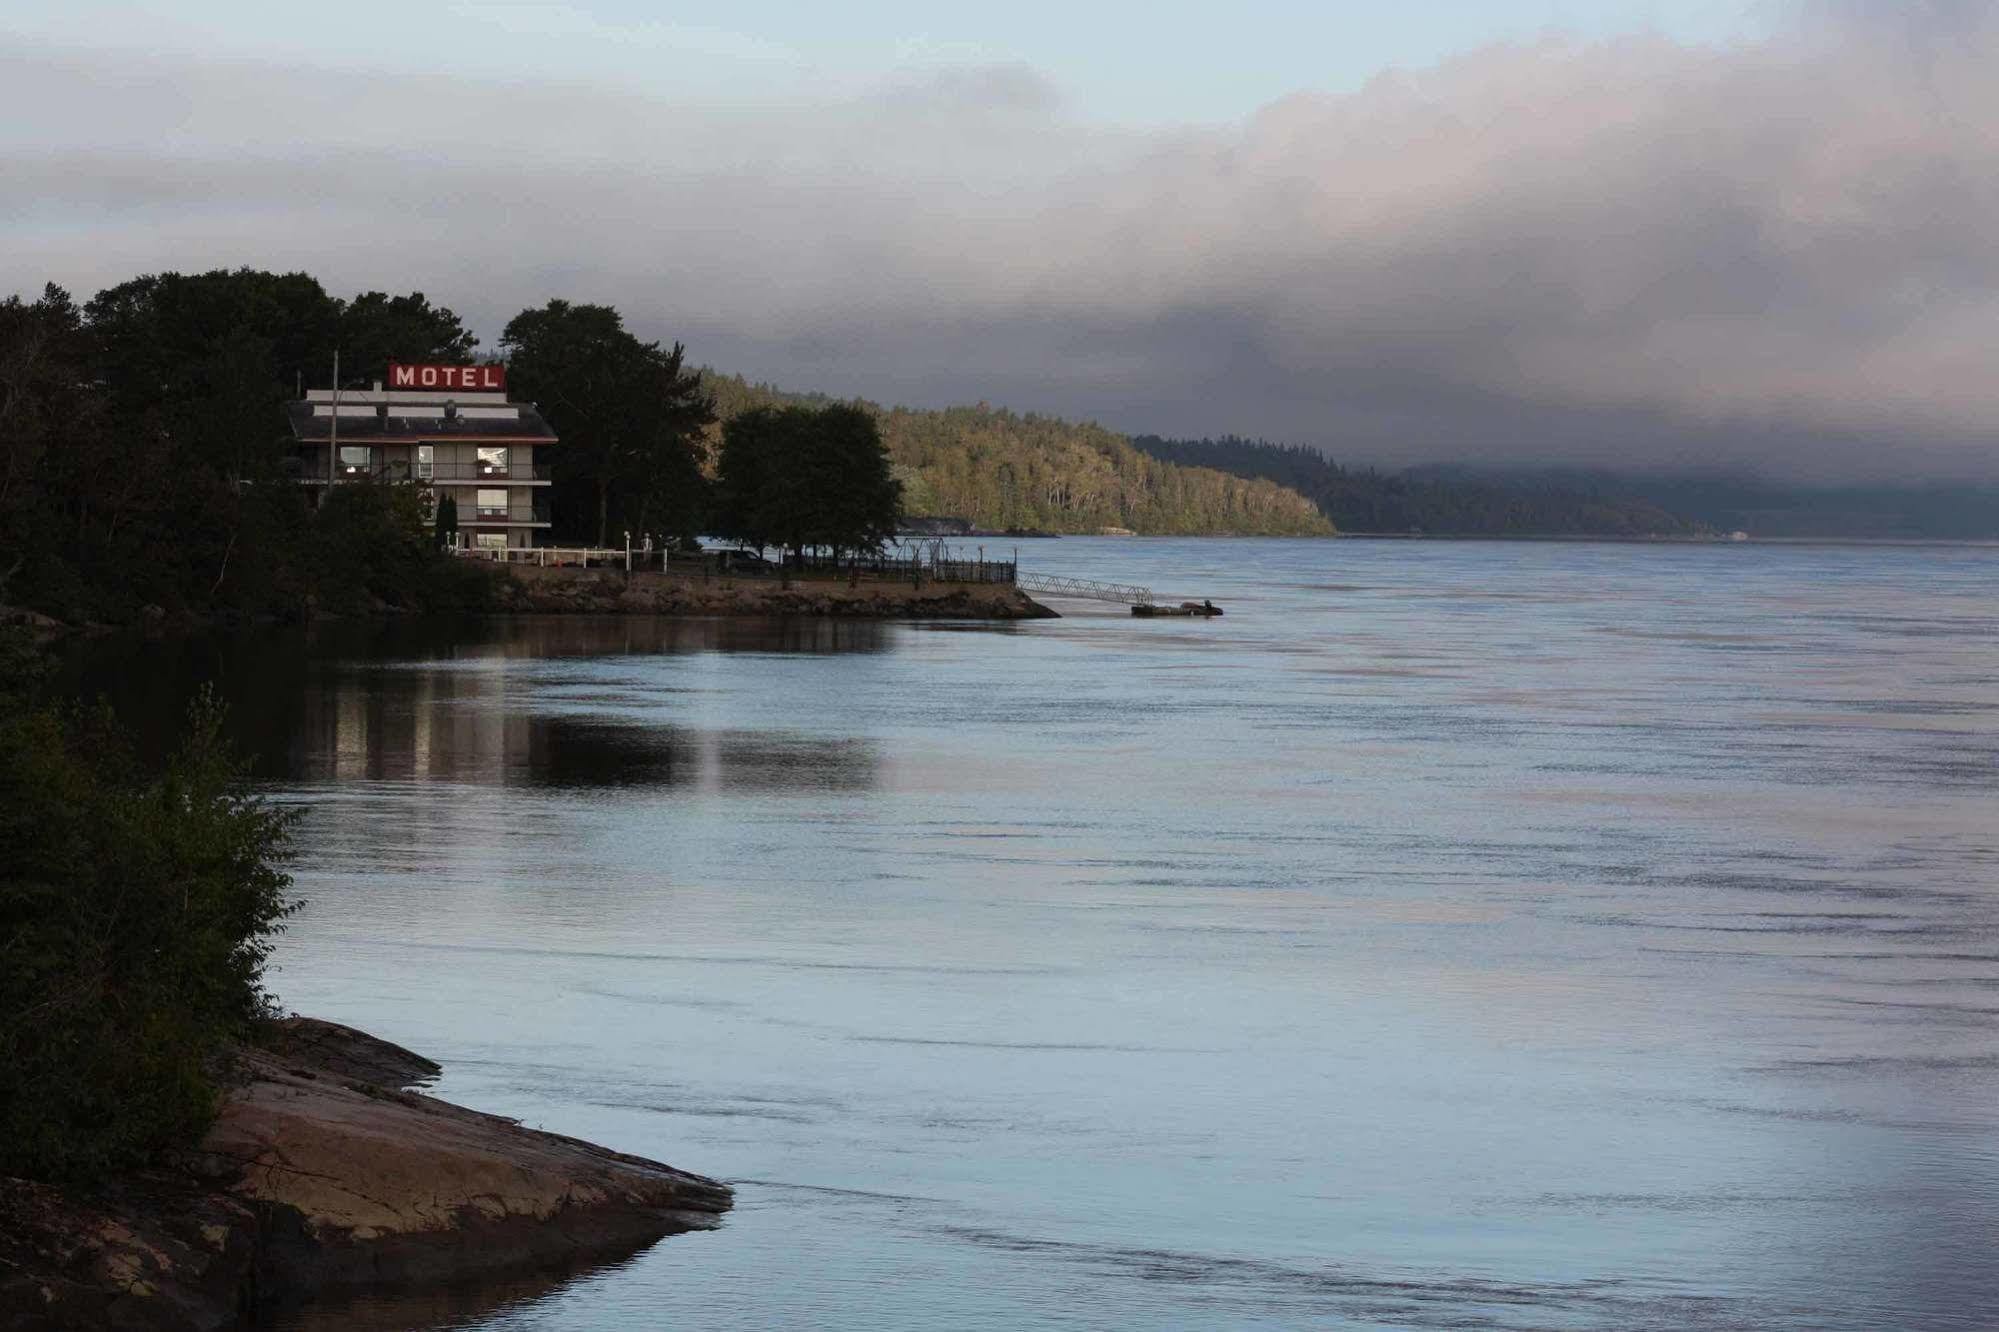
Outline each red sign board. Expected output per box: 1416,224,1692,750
388,363,506,392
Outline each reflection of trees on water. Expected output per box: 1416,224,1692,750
273,1241,661,1332
61,617,887,792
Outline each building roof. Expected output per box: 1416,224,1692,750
285,398,558,444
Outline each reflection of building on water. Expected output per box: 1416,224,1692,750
61,619,895,826
319,614,895,665
300,645,882,793
321,661,536,785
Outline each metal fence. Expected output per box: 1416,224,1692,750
452,542,1018,584
1016,571,1153,604
769,550,1016,584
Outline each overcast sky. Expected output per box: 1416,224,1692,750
7,1,1998,480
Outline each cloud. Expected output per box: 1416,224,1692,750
5,7,1998,480
443,2,804,65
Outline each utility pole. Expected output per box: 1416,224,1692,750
328,348,340,490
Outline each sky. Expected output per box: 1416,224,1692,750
7,1,1998,480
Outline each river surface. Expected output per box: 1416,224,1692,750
87,538,1999,1330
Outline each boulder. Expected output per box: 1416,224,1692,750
0,1020,730,1329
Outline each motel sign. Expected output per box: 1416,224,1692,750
389,363,507,392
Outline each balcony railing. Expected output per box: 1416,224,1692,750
417,461,552,482
292,457,551,483
464,504,550,524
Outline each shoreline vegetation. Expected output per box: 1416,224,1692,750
0,267,1268,635
0,669,729,1328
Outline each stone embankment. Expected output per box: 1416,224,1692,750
494,564,1058,619
0,1019,730,1330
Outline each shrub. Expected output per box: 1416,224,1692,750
305,481,501,615
0,685,297,1180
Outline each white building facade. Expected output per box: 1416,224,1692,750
285,364,558,549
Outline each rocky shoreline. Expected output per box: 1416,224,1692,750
0,570,1057,642
493,564,1058,619
0,1019,730,1330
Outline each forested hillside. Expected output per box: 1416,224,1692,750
1132,436,1710,537
707,375,1332,537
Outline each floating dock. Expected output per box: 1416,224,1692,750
1132,601,1224,618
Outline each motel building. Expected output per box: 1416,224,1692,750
285,362,556,550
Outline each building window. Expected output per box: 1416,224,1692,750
477,446,510,477
474,532,507,550
475,488,510,520
417,445,433,480
338,445,373,476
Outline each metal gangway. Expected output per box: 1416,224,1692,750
1017,570,1154,605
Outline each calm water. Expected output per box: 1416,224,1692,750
96,539,1999,1330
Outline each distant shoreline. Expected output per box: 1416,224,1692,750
1330,532,1999,547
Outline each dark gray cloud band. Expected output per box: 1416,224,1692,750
6,5,1997,479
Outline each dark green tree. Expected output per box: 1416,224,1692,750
336,291,480,387
86,269,339,474
814,404,902,555
500,300,714,546
0,286,114,603
434,492,460,549
712,406,804,556
713,405,902,557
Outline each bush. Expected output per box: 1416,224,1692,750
0,685,297,1180
305,481,502,615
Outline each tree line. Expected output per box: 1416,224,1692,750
2,271,504,624
705,374,1334,537
0,268,903,626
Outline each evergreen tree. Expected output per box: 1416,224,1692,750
500,301,714,545
337,291,479,386
433,492,460,549
815,404,902,555
713,405,902,556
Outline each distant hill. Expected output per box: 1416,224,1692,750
1132,437,1711,537
703,374,1333,537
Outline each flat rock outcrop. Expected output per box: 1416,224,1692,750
0,1019,730,1330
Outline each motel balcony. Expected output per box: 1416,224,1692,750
290,454,553,484
463,498,553,526
418,461,553,483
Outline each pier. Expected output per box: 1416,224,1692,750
1016,570,1154,604
1017,570,1223,616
